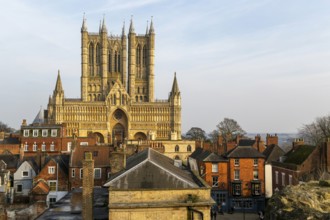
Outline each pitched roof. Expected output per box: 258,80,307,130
225,146,265,158
283,145,316,165
190,148,227,162
263,144,285,163
70,145,110,168
32,180,50,195
104,148,205,189
238,139,255,146
18,158,39,173
42,155,70,176
0,154,19,170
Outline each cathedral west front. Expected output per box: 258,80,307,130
46,16,182,146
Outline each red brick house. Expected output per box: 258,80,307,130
225,143,266,212
33,155,69,204
70,145,111,189
271,138,330,192
189,148,229,211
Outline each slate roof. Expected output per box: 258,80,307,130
225,146,265,158
36,187,108,220
43,155,70,176
263,144,285,163
0,136,20,144
238,139,256,146
18,158,39,173
105,148,205,189
70,145,110,168
0,154,19,170
190,148,227,162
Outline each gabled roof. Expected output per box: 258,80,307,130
190,148,227,162
0,154,19,170
104,148,204,189
283,145,316,165
263,144,285,163
18,158,39,173
225,146,265,158
32,180,50,195
70,145,110,168
42,155,70,176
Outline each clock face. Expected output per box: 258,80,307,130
114,111,122,120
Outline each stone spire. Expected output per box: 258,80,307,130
101,15,107,33
81,13,87,32
170,72,180,95
145,20,149,35
149,16,155,34
122,21,126,36
55,70,63,92
129,16,135,34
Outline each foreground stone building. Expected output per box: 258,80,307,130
46,16,182,146
104,148,214,219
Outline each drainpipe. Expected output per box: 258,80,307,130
188,207,203,220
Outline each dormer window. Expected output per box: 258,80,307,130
42,129,48,137
51,129,57,137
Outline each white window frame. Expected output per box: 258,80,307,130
48,166,55,174
16,184,23,193
72,169,75,178
212,163,218,173
94,168,102,179
48,180,57,191
33,129,39,137
234,170,240,180
42,129,48,137
80,142,88,146
253,159,258,166
50,142,55,151
51,129,57,137
289,175,292,185
282,173,285,186
42,142,46,151
24,142,28,152
23,130,29,137
253,170,259,180
80,169,83,179
33,142,37,151
234,159,239,166
275,171,279,184
22,171,29,177
67,142,72,152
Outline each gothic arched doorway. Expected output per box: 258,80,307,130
134,132,147,141
110,109,128,146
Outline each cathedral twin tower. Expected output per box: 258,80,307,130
46,16,182,145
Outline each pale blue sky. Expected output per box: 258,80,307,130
1,0,330,134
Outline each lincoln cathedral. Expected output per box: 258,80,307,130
46,16,182,146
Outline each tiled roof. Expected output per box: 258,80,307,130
105,148,205,189
32,180,50,194
225,146,265,158
70,145,110,168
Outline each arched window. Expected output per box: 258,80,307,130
96,44,101,65
175,145,179,152
187,145,192,152
108,50,112,72
114,51,118,72
89,43,94,76
143,46,147,66
135,96,138,102
136,45,141,66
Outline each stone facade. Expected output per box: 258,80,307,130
46,17,182,145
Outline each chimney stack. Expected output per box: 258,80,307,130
82,152,94,220
266,134,278,146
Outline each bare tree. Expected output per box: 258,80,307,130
208,129,219,144
0,121,15,133
299,115,330,145
216,118,246,144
